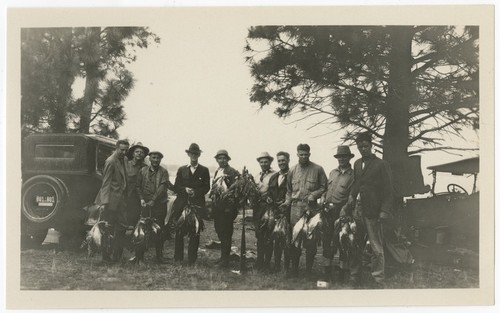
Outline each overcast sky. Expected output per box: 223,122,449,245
96,19,479,192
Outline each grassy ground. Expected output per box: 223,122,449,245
21,217,479,290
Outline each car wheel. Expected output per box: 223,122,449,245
22,175,68,225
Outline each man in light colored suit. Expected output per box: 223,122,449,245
95,139,130,263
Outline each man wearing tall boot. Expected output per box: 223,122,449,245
280,144,327,277
172,143,210,265
266,151,291,273
253,152,275,270
321,145,355,283
135,150,172,264
95,139,130,264
210,150,239,268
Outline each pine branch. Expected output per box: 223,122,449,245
409,146,478,155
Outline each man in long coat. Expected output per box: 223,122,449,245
95,139,130,263
347,131,394,287
125,142,149,226
171,143,210,264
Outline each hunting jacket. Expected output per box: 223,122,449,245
95,151,128,212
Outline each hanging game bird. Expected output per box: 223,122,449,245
272,215,291,248
132,216,162,261
81,221,114,257
260,206,276,244
334,216,358,262
176,204,205,237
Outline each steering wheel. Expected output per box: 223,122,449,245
447,183,468,195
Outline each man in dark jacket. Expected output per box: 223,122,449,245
347,131,394,287
135,150,172,263
209,149,239,268
266,151,290,272
95,139,130,263
172,143,210,264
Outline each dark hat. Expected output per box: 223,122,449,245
148,151,164,158
334,146,354,158
214,149,231,160
256,152,274,162
185,143,202,154
355,131,372,144
127,142,150,159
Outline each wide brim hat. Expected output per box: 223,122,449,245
127,142,150,159
148,151,164,158
185,143,202,154
256,152,274,162
214,149,231,160
334,145,354,158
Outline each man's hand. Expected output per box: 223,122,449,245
186,187,195,197
339,204,350,217
278,202,289,213
307,195,316,204
266,197,273,204
140,199,146,207
379,211,391,223
98,204,107,211
146,200,154,207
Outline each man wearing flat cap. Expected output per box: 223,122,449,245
135,150,173,263
171,143,210,265
210,149,239,268
280,144,328,277
320,145,355,282
347,131,394,287
253,152,275,270
125,142,149,227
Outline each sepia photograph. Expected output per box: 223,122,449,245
5,4,495,309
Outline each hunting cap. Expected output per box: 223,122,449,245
185,143,202,155
334,145,354,159
148,151,164,158
355,131,372,144
256,152,274,162
127,142,150,159
214,149,231,160
297,143,311,152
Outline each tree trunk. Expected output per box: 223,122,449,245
79,27,101,134
383,26,414,197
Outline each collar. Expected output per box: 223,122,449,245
188,163,199,169
149,166,159,173
336,165,352,174
279,170,289,175
260,169,273,176
362,154,375,162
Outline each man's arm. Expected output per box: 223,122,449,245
309,166,328,201
380,160,394,216
136,168,145,201
283,170,293,206
173,167,187,196
98,159,114,205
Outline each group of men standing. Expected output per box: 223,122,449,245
94,130,396,287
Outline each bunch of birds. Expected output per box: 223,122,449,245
81,220,114,257
176,203,204,238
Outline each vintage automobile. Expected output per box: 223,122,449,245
404,157,479,266
21,133,117,247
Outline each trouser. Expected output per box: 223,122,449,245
350,215,385,283
290,200,318,274
213,204,237,264
319,203,342,280
101,207,127,262
253,202,267,267
126,194,141,226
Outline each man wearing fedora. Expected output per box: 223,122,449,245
321,145,355,282
346,131,394,287
210,149,239,268
280,143,328,277
135,150,172,264
125,142,149,227
171,143,210,265
253,152,276,270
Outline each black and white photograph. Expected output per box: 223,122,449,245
5,4,495,309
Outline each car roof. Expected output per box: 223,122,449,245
427,157,479,175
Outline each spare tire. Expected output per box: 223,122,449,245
22,175,68,225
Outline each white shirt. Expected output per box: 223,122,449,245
188,163,198,174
